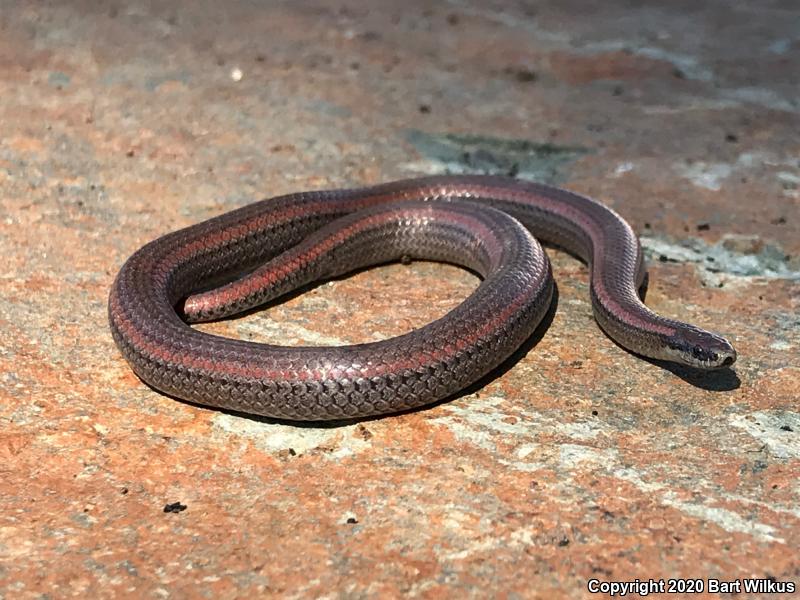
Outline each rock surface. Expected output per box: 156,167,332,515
0,0,798,597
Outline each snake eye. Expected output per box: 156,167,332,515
691,345,717,362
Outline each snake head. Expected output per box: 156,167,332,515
665,326,737,369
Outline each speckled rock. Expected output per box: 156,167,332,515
1,1,798,597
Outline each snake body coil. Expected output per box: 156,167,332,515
109,176,736,420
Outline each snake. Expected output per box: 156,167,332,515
108,175,737,420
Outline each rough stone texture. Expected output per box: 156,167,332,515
1,0,798,597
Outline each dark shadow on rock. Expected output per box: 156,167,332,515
638,271,649,301
642,357,741,391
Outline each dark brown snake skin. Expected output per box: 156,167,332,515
109,175,737,420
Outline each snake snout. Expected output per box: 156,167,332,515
667,327,737,370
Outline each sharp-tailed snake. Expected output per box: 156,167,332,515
108,175,736,420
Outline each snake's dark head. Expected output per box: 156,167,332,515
665,326,737,370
